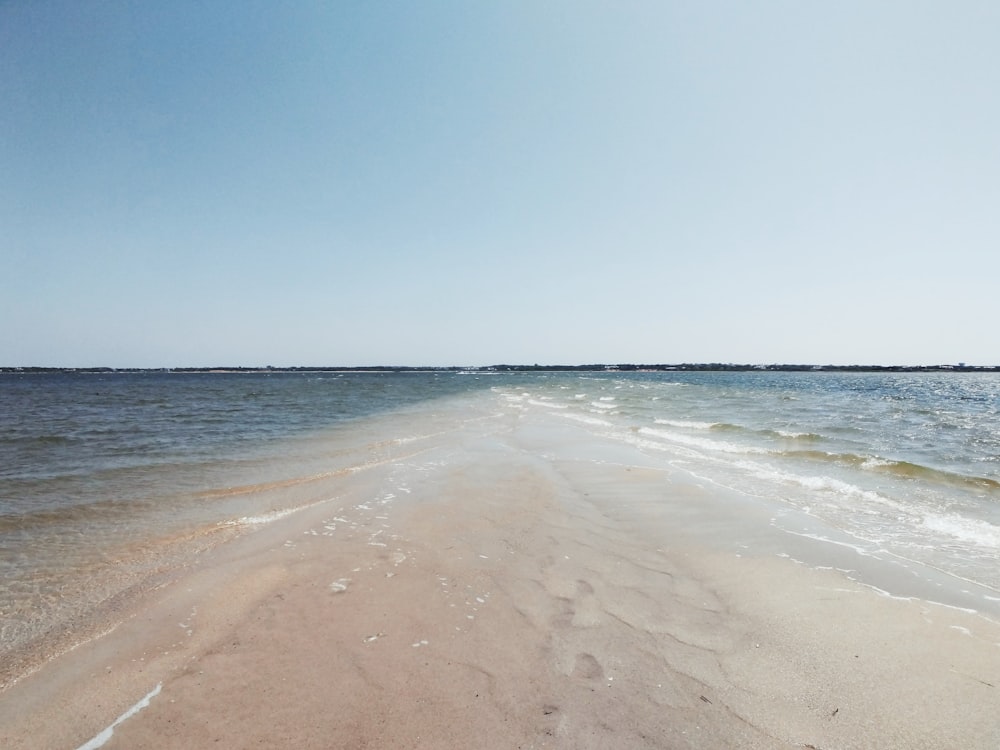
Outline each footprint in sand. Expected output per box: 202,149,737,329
571,652,604,681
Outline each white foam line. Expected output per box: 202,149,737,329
782,524,1000,599
527,399,568,409
555,412,612,427
777,528,884,559
76,683,162,750
857,583,981,614
221,496,334,527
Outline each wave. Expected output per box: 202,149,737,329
638,420,1000,497
637,427,769,455
526,399,568,410
653,418,718,430
0,433,76,446
780,449,871,466
764,429,825,442
556,412,613,427
590,401,617,411
772,450,1000,493
921,513,1000,548
709,422,752,433
731,459,895,507
640,423,823,455
864,459,1000,493
711,423,829,445
652,419,825,444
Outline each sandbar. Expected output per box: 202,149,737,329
2,405,998,749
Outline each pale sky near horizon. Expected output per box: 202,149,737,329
2,1,998,367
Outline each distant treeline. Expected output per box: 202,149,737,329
3,364,999,374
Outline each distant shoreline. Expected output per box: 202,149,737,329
3,363,999,374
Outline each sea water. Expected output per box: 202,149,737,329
2,369,999,684
495,370,1000,598
0,370,494,684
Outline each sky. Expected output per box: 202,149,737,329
2,1,998,367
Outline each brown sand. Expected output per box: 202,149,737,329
2,409,999,749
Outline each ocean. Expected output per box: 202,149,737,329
2,369,999,687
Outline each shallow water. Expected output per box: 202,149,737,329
0,371,496,680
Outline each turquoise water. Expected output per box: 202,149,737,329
2,370,999,681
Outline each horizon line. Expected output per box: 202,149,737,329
3,363,998,373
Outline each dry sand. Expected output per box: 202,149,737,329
2,408,999,749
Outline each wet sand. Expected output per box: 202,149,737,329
2,406,999,749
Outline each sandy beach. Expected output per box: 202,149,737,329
2,404,998,749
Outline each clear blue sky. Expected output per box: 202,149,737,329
3,1,998,367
